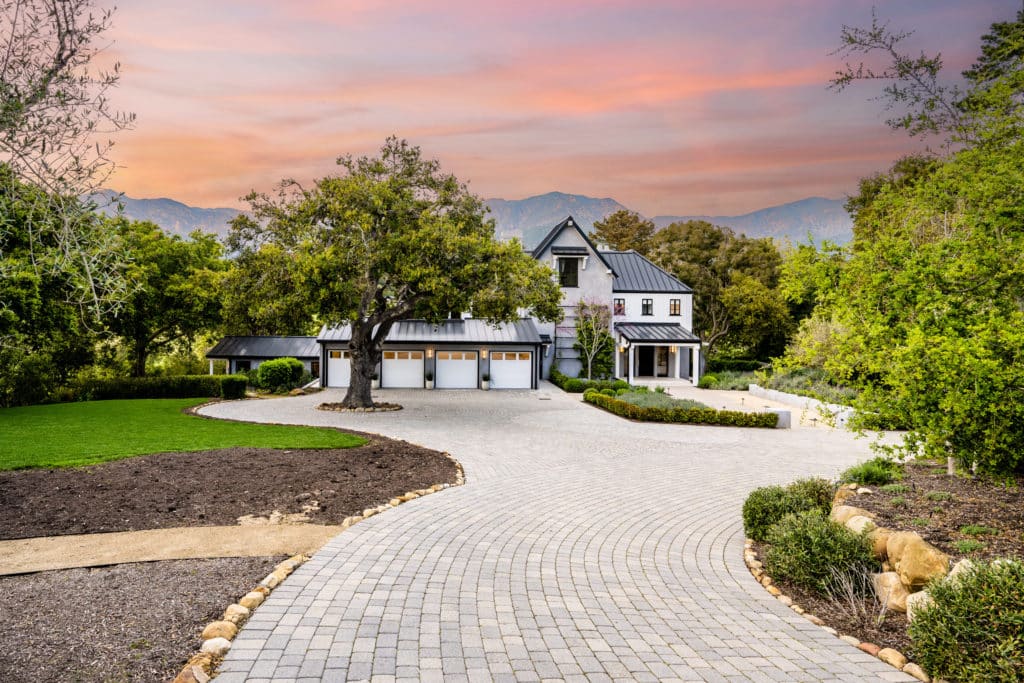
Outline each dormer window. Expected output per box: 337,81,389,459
558,258,579,287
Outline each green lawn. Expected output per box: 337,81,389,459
0,398,366,470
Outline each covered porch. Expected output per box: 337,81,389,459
612,322,702,386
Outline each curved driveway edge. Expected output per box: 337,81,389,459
201,386,913,682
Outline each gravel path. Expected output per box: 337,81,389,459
201,385,913,682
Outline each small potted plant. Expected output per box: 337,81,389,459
425,370,434,389
371,371,380,389
481,372,490,391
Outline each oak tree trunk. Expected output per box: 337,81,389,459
342,323,383,408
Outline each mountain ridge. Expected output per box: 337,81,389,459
94,190,853,246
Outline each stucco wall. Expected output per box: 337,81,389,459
613,292,693,331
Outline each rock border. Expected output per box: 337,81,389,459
171,453,466,683
316,401,403,413
742,480,960,683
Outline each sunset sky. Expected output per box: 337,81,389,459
105,0,1014,216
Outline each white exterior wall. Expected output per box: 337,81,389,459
613,292,693,331
534,226,614,378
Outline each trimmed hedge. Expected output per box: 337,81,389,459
583,390,778,428
550,367,629,393
742,478,835,541
257,357,304,390
75,375,248,401
707,358,762,373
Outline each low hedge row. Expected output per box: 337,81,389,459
75,375,248,401
707,358,762,373
583,390,778,428
549,367,629,393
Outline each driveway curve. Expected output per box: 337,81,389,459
202,386,912,683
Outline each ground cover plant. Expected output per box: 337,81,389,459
840,456,904,486
697,370,757,390
759,366,858,405
615,388,708,410
583,389,778,428
0,398,365,469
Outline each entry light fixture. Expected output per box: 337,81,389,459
480,348,489,359
426,347,434,358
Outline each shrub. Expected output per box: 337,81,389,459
256,357,305,391
909,560,1024,682
707,358,762,373
617,390,708,410
550,367,629,393
599,388,615,396
762,366,858,405
710,370,758,391
840,457,904,486
764,510,877,593
564,378,585,392
697,374,719,388
742,478,833,542
74,375,247,401
583,391,778,429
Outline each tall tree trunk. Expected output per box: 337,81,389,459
131,340,148,377
342,322,382,408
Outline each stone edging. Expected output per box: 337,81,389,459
171,452,466,683
317,401,403,413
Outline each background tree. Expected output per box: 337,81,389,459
0,0,134,316
0,167,95,405
720,274,793,360
220,244,316,336
229,138,563,408
103,219,224,377
590,210,655,253
572,300,613,380
778,8,1024,474
648,219,787,357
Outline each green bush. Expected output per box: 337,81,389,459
697,373,719,388
617,390,708,410
583,391,777,428
741,478,833,542
75,375,248,401
707,358,762,372
256,357,305,391
762,366,858,405
909,560,1024,682
840,457,904,486
709,370,758,391
764,510,877,593
599,388,615,396
550,367,629,393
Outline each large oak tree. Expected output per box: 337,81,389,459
229,138,562,408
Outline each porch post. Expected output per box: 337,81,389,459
209,359,214,375
675,346,681,378
690,345,700,385
614,345,621,379
627,346,634,384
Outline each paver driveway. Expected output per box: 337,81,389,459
202,386,912,683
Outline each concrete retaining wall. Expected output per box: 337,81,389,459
749,384,854,428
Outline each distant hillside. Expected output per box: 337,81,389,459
91,191,241,238
95,190,852,247
653,197,852,245
485,192,630,249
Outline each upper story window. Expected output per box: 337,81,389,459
669,298,681,316
642,298,653,316
558,258,579,287
613,298,625,316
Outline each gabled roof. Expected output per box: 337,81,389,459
531,216,616,274
614,322,700,344
600,250,692,293
206,336,319,359
318,319,542,345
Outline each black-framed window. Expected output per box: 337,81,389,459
642,298,653,316
235,360,251,372
613,298,625,316
558,258,579,287
669,298,681,316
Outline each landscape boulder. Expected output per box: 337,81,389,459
830,505,873,525
871,572,911,612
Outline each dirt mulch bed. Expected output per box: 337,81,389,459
753,459,1024,665
0,556,283,683
0,435,458,540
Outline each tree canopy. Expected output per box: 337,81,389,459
590,210,655,253
229,137,562,407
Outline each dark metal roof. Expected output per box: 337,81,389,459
318,319,542,345
600,251,692,293
206,336,319,359
615,322,700,343
531,216,616,274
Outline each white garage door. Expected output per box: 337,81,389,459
382,350,424,388
326,349,351,388
436,351,478,388
490,351,533,389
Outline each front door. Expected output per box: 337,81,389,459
657,346,669,377
638,346,654,376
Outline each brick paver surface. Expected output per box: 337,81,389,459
201,385,912,682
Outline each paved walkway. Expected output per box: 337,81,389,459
201,385,911,682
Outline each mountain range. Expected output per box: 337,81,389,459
94,190,853,246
